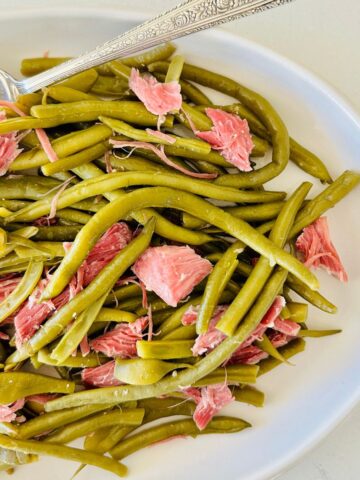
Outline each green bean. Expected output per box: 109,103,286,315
30,100,173,128
286,302,308,323
59,69,99,92
162,324,197,340
21,57,71,76
46,408,145,445
73,162,213,246
165,55,185,83
122,43,176,68
37,348,105,368
0,434,127,477
7,172,286,225
100,116,210,154
149,61,290,187
216,182,312,336
45,267,287,410
0,115,81,134
193,364,259,387
102,152,171,173
90,75,129,96
6,218,155,364
197,241,243,334
117,297,144,312
33,225,81,241
55,208,92,225
105,284,143,306
289,170,360,238
182,201,285,229
12,124,112,170
256,333,287,363
110,417,250,460
115,358,190,385
21,404,113,442
258,338,306,376
96,308,137,323
41,142,109,176
287,275,337,313
0,261,42,323
46,85,96,102
50,293,108,364
0,372,74,404
0,176,60,200
135,298,170,317
298,329,341,338
109,60,132,79
232,385,265,407
136,340,194,360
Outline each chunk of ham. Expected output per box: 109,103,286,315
129,68,182,119
14,223,132,347
81,360,122,388
132,245,213,307
0,399,25,423
0,276,22,303
195,108,254,172
90,316,148,358
295,216,348,282
191,306,228,356
0,111,22,176
182,384,234,430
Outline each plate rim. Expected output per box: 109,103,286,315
2,4,360,479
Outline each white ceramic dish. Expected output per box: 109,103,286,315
0,5,359,480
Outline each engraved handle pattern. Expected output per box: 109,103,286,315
20,0,295,93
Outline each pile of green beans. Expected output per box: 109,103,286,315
0,42,357,479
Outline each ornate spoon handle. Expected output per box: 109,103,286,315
20,0,294,93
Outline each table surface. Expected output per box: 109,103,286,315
2,0,360,479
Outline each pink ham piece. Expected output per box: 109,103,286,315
26,394,59,405
295,216,348,282
229,345,268,365
195,108,254,172
0,110,22,176
82,360,122,388
129,68,182,118
0,399,25,423
183,384,234,430
191,306,228,356
0,276,22,303
90,316,148,358
181,305,199,326
132,245,213,307
14,223,132,347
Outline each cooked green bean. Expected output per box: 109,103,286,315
45,267,287,410
0,372,74,404
12,124,112,170
289,170,360,238
46,85,96,102
298,329,341,338
258,338,306,376
197,241,243,334
136,340,194,360
96,308,137,323
162,324,197,340
0,261,43,323
110,417,250,460
21,57,71,76
90,75,129,96
256,333,287,363
287,274,337,314
0,434,127,477
216,182,312,335
165,55,185,83
30,100,173,127
105,284,143,306
6,218,155,364
41,142,109,176
286,302,308,323
46,408,145,445
115,358,190,385
232,385,265,407
37,348,105,368
0,176,60,200
59,69,99,92
149,61,290,187
33,225,81,241
50,293,108,363
193,364,259,387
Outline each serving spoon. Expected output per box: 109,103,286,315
0,0,294,101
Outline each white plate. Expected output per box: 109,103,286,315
1,5,360,480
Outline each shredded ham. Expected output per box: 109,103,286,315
0,100,58,163
33,216,57,227
129,68,182,119
82,360,122,388
194,108,254,172
79,335,90,357
145,129,176,144
0,276,22,303
90,316,148,358
26,394,58,405
0,332,9,340
0,109,22,176
132,245,213,307
295,216,348,282
182,384,234,430
14,223,132,347
104,150,113,173
191,306,228,356
181,305,200,326
0,399,25,423
110,139,217,179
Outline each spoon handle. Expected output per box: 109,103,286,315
19,0,294,93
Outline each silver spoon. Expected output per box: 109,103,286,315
0,0,294,101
